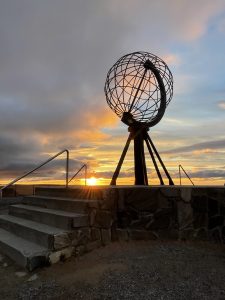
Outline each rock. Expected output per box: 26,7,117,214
222,226,225,243
157,193,172,209
101,229,111,245
208,199,219,217
91,228,101,241
49,247,74,264
130,219,146,229
192,195,208,213
85,240,101,252
209,227,223,243
179,228,195,241
193,227,208,240
54,233,70,250
157,229,179,240
70,228,91,246
180,188,192,203
124,188,159,212
161,187,180,198
128,229,158,240
193,212,208,229
146,209,172,230
94,210,113,228
177,201,193,230
75,245,86,256
27,274,38,282
208,215,224,230
3,262,8,267
15,271,27,278
101,189,117,210
116,229,129,241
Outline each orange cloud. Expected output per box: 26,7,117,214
163,54,181,66
218,101,225,110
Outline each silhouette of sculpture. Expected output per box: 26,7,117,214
104,51,174,185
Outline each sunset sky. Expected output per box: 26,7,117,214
0,0,225,186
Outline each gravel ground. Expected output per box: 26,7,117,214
0,240,225,299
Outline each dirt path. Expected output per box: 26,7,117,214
0,241,225,299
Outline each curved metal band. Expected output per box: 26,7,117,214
144,61,167,127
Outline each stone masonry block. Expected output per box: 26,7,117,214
180,188,192,203
54,233,70,250
101,189,117,211
128,229,158,240
95,210,113,228
177,201,193,230
89,209,97,226
70,227,91,246
49,246,74,264
85,240,102,252
91,228,101,241
116,229,129,241
101,228,111,245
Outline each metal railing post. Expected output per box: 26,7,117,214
179,164,195,186
85,165,87,186
179,165,181,185
67,164,87,186
65,150,69,188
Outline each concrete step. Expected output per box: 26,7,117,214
0,228,48,271
23,195,99,213
34,186,103,200
0,214,70,250
9,204,89,230
0,197,22,209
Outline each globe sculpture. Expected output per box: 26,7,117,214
104,51,174,185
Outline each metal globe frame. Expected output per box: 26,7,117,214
104,51,174,185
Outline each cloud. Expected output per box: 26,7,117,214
163,139,225,154
0,1,225,182
217,17,225,33
0,156,85,181
163,54,181,66
190,169,225,178
218,101,225,110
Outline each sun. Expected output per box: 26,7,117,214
86,177,98,186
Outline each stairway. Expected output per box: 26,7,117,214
0,195,101,271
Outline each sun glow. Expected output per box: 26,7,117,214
86,177,98,186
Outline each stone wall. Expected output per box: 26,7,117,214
35,186,225,245
112,187,225,244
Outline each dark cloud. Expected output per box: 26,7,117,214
95,171,132,179
189,169,225,178
0,134,43,167
163,139,225,154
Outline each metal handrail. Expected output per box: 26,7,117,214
68,164,87,186
179,164,195,186
0,149,69,199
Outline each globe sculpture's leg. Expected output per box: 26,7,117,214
110,133,132,185
133,128,148,185
110,127,174,186
145,133,174,185
144,134,164,185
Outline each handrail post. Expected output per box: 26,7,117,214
179,164,181,185
85,165,87,186
67,164,87,186
179,164,194,186
66,150,69,188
